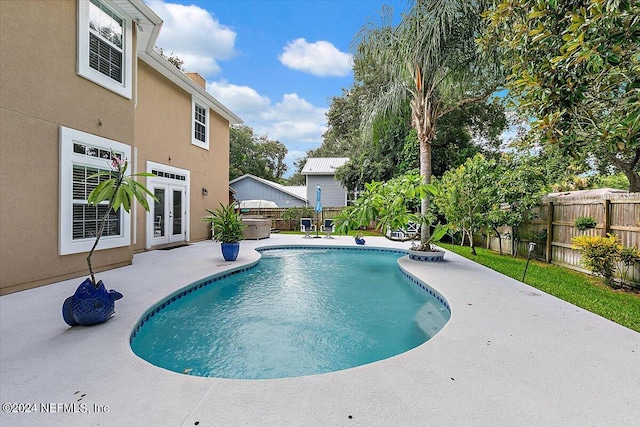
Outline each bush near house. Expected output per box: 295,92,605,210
281,207,315,231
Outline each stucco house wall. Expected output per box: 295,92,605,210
134,60,233,249
0,0,136,295
0,0,240,295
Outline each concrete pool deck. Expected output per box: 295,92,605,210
1,234,639,426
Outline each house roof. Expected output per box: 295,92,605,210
114,0,163,53
282,185,307,200
229,174,308,202
301,157,350,175
126,0,243,125
548,188,628,198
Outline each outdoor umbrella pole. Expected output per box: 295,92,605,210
314,184,322,239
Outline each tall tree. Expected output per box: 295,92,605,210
482,0,640,191
333,99,508,191
354,0,503,244
229,125,288,182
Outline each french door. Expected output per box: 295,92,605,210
151,183,187,245
146,162,190,249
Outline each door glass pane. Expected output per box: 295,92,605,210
172,190,182,235
154,188,165,237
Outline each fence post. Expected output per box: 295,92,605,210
602,198,610,236
545,201,554,263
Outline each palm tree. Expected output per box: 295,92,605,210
354,0,502,245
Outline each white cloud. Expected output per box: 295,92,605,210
147,1,237,75
268,121,325,143
279,38,352,77
286,149,307,165
206,81,327,161
207,81,271,115
209,83,326,176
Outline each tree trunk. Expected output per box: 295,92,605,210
608,149,640,192
624,168,640,193
412,96,435,245
469,230,476,255
419,139,432,244
495,228,503,256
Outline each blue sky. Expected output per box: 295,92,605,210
146,0,408,176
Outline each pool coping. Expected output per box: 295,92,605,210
1,235,639,426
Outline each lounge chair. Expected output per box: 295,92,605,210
300,218,315,238
322,219,335,238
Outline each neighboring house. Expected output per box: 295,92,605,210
0,0,241,295
301,158,350,207
229,174,307,207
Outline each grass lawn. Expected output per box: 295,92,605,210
448,245,640,333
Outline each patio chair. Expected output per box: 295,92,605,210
406,222,420,239
300,218,315,238
322,219,335,239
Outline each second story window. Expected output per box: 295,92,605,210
78,0,133,99
88,0,123,83
194,104,206,142
192,97,209,149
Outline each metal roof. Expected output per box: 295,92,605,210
281,186,307,200
301,157,350,175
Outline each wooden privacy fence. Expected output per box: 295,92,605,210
239,207,345,231
487,192,640,287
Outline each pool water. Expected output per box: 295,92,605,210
130,248,450,379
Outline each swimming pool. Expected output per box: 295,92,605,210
130,247,450,379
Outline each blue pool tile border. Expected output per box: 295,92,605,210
398,266,451,312
130,245,450,343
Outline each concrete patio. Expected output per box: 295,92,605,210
1,234,638,426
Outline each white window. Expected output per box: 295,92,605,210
191,96,209,149
59,126,132,255
77,0,133,99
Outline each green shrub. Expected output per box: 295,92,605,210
281,207,315,230
572,234,620,288
618,246,640,284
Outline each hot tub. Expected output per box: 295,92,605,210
241,217,271,240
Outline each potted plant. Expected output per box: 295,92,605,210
203,203,245,261
62,155,156,326
574,216,597,231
